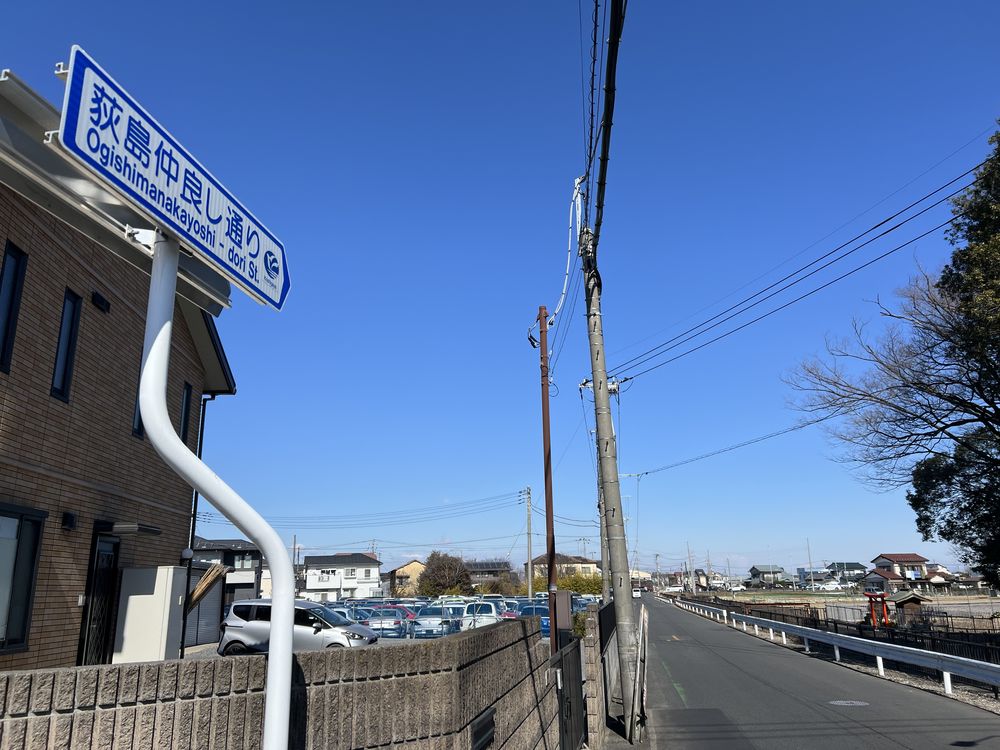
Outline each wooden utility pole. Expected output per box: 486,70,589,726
537,307,558,655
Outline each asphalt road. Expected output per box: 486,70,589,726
642,595,1000,749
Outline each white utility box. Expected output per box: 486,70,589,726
113,566,186,663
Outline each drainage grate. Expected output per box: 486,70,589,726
829,700,870,706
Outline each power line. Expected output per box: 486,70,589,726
608,165,981,377
628,414,834,476
619,212,963,382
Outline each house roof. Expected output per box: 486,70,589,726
304,553,381,567
465,560,511,572
193,536,258,552
827,562,866,570
750,565,784,573
530,553,598,565
865,569,903,580
386,559,425,574
872,553,929,564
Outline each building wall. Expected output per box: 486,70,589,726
0,620,558,750
0,185,207,671
302,564,382,601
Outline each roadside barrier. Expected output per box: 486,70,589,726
674,599,1000,695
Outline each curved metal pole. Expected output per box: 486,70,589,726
139,230,293,750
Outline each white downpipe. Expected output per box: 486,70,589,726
139,231,294,750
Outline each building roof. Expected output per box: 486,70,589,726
385,559,425,574
193,536,258,552
872,553,929,564
304,553,381,567
529,553,598,565
750,565,784,573
0,66,237,395
465,560,511,572
865,569,903,580
827,562,866,570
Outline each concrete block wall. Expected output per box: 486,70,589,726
583,604,606,749
0,620,561,750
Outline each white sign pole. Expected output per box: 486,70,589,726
138,229,294,750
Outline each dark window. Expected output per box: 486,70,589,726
231,604,252,621
252,605,271,622
0,242,27,373
179,382,193,443
294,608,324,628
0,503,47,653
50,289,82,401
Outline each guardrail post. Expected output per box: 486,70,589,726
724,611,728,625
769,627,774,641
803,637,811,653
833,645,840,662
754,624,759,636
876,656,885,677
943,671,953,695
781,631,787,645
742,621,747,632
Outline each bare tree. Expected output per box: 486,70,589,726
789,269,1000,487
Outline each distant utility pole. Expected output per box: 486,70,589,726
807,537,814,588
655,553,661,585
536,306,558,655
525,487,533,598
687,541,695,592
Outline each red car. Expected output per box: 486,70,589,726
382,604,418,620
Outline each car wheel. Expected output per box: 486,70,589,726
223,641,249,656
327,643,345,648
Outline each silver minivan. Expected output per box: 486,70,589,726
218,599,378,655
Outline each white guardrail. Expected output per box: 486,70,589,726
671,598,1000,695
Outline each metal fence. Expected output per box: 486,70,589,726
552,637,586,750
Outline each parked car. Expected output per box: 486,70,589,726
632,588,642,599
517,605,550,637
329,606,375,625
729,584,746,592
218,600,378,655
411,605,464,638
460,601,501,630
365,607,412,638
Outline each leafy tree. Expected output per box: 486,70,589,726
791,128,1000,583
517,573,603,596
416,551,473,596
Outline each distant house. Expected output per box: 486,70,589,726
796,567,832,586
464,559,515,589
525,553,600,580
749,565,785,586
871,553,929,581
827,562,867,583
301,553,382,601
861,568,906,593
192,536,262,607
383,559,426,596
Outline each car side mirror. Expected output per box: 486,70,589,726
313,623,323,633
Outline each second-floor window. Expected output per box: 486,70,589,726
345,568,356,578
364,568,371,579
50,289,82,401
233,553,254,569
0,242,27,374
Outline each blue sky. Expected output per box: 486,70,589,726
6,2,1000,576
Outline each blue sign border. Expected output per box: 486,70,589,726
59,46,290,310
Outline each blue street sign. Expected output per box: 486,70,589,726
58,46,290,310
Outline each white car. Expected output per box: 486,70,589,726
460,601,501,630
729,584,747,592
632,588,642,599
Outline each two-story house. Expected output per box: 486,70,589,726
301,553,382,601
382,559,425,596
871,553,929,581
192,536,262,606
0,72,236,670
466,559,515,589
826,562,867,583
525,553,600,581
749,565,785,587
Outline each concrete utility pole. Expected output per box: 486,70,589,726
598,484,611,602
580,227,637,712
655,553,661,586
537,307,558,655
687,541,696,592
807,537,814,589
526,487,533,598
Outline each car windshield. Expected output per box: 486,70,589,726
417,607,444,617
317,606,350,626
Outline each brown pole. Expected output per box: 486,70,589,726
537,306,558,655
